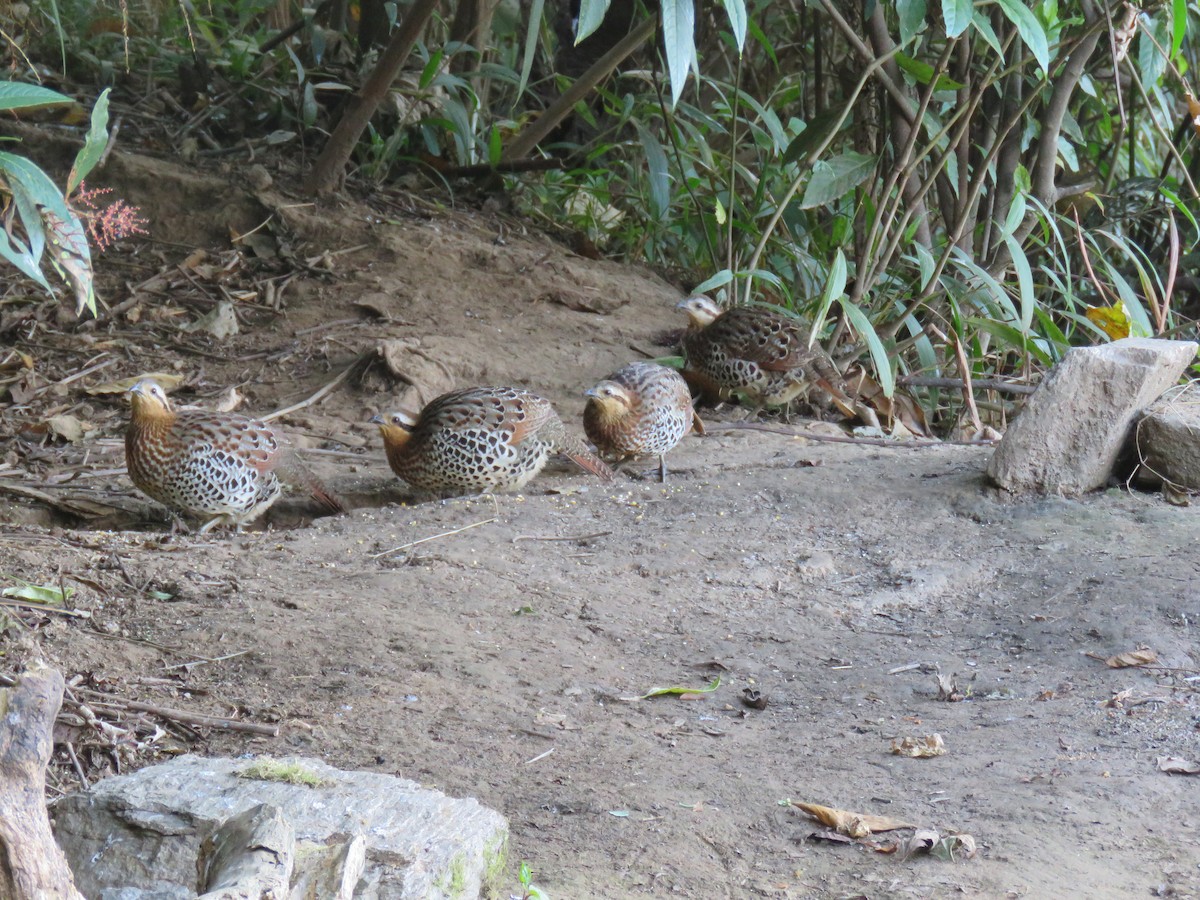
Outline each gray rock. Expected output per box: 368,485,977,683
52,756,509,900
1132,383,1200,490
986,338,1198,494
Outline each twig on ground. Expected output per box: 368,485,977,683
370,516,499,558
702,422,997,447
263,353,368,422
512,531,612,543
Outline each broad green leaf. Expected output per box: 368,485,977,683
517,0,546,99
996,0,1050,72
0,81,72,112
971,11,1003,57
0,151,94,313
661,0,696,108
941,0,973,37
1172,0,1186,60
721,0,747,53
895,53,964,90
1003,234,1035,331
800,152,876,209
1138,12,1169,86
782,109,846,165
840,299,895,397
897,0,927,46
809,249,846,347
624,675,721,701
575,0,611,44
714,195,727,225
2,581,73,604
634,121,670,218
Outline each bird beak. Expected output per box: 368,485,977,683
369,414,384,425
584,387,599,399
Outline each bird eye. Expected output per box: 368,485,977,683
391,414,404,425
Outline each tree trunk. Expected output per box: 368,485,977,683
305,0,442,196
0,664,85,900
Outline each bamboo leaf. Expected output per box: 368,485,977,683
971,9,1003,56
661,0,697,108
721,0,747,53
1003,235,1035,331
941,0,973,38
995,0,1050,72
810,249,846,348
575,0,611,44
693,269,733,294
800,152,876,209
840,299,894,398
634,121,671,218
517,0,546,98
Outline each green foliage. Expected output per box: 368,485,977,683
0,84,110,315
16,0,1200,430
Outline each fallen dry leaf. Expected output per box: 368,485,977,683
46,414,85,443
789,801,915,836
1104,648,1158,668
182,300,239,339
1156,756,1200,775
936,673,967,702
891,733,946,758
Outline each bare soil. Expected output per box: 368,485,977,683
2,150,1199,899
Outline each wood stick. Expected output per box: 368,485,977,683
98,699,280,737
0,665,87,899
898,375,1036,395
702,422,998,447
370,516,498,558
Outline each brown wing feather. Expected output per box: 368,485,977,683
713,307,814,372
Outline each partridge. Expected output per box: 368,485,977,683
125,380,345,533
372,386,614,495
584,361,703,482
677,295,852,411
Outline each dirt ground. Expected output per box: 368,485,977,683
2,149,1199,899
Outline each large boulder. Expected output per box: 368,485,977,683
51,755,509,899
987,338,1198,494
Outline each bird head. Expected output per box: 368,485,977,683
370,410,418,449
676,295,723,327
584,381,634,420
127,379,174,423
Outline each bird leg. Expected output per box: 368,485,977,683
658,455,668,483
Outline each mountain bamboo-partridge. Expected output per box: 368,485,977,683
372,386,614,495
124,380,345,533
584,361,704,482
677,295,852,412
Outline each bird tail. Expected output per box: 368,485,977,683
278,451,348,515
556,434,616,482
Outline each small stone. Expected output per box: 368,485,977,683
1132,383,1200,490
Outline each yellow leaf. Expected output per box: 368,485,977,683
788,801,915,836
1085,303,1132,340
